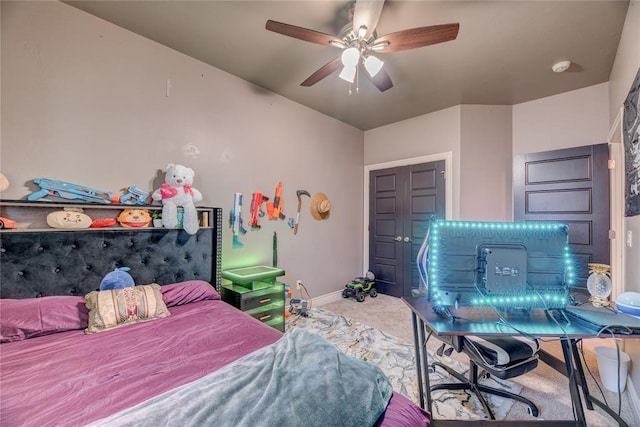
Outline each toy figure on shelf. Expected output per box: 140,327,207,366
28,178,120,204
46,208,92,229
117,208,152,228
151,164,203,235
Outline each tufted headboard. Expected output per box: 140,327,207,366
0,208,222,299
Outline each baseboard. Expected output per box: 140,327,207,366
629,375,640,423
312,290,343,307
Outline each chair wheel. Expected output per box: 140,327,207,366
480,372,490,380
527,406,539,417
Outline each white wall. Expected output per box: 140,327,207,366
512,83,611,155
0,1,364,297
607,0,640,403
460,105,512,221
364,105,513,222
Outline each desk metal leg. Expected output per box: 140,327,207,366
411,312,425,409
561,339,587,426
411,312,434,413
571,340,629,427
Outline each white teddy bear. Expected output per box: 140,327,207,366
152,164,203,235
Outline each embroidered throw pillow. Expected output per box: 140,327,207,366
84,284,170,334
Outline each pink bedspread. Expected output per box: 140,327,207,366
1,299,428,426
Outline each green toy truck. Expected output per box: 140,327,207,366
342,271,377,302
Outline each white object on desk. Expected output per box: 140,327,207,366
616,292,640,316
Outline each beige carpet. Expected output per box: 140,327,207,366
318,293,637,425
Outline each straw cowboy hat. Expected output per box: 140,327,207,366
310,192,331,220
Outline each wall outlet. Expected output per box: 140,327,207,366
296,280,302,290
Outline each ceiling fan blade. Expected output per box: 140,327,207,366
266,20,342,46
374,23,460,53
366,68,393,92
301,58,342,87
353,0,385,40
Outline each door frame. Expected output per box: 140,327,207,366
363,152,453,274
608,107,625,298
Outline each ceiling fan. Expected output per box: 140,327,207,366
265,0,459,92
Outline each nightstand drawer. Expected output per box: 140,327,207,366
221,282,285,311
242,286,285,311
246,301,285,323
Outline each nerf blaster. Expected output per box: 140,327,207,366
120,186,152,205
267,181,286,220
229,192,247,248
249,191,269,229
28,178,119,204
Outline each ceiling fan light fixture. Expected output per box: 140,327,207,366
370,41,389,52
341,47,360,68
364,55,384,77
357,25,368,40
339,65,357,83
329,39,347,49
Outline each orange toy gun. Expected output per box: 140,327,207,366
267,182,286,220
249,191,269,229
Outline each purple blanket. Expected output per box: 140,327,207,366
1,289,429,426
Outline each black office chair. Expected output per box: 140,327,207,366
430,334,540,419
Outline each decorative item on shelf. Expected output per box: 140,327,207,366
587,263,612,307
117,208,152,228
310,192,331,220
120,186,152,205
150,210,163,228
46,208,92,229
28,178,120,204
0,172,9,192
90,218,117,228
151,163,203,235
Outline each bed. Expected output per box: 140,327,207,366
0,208,430,426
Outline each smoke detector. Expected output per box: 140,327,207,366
552,60,571,73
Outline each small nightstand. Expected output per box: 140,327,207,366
221,265,286,332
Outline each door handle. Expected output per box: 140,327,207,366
404,237,412,243
394,236,402,242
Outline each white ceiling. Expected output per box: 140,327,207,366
64,1,630,130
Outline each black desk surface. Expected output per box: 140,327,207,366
403,297,609,339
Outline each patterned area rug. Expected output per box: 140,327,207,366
287,308,523,421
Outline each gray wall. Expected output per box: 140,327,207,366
607,0,640,403
0,1,364,297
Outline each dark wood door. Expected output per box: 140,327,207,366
513,144,610,295
369,161,446,297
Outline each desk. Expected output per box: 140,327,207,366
403,297,636,426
